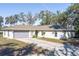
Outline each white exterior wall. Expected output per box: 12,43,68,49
32,32,35,35
8,31,13,39
57,32,64,39
3,30,75,39
65,32,69,39
3,31,13,39
3,31,8,38
65,32,75,39
38,31,64,39
44,32,55,38
38,31,74,39
38,31,43,37
44,32,65,39
29,31,33,38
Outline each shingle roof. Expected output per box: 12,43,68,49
2,24,75,32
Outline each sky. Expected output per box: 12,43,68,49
0,3,71,17
0,3,71,25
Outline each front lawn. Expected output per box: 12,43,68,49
0,37,27,49
38,37,79,46
0,37,51,56
38,37,67,44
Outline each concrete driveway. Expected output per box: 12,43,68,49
15,38,64,50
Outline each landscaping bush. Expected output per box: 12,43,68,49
32,35,37,38
67,39,79,46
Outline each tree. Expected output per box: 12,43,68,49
37,10,54,25
5,12,27,25
14,14,20,21
74,16,79,32
18,12,27,22
26,12,35,24
36,10,68,26
66,4,79,31
5,16,17,25
57,12,68,27
67,4,79,14
49,11,68,28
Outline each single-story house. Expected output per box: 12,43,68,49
2,24,75,39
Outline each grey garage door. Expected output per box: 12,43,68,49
14,31,29,38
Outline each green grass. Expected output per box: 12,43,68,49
38,37,66,43
38,37,79,46
0,37,49,56
32,35,37,38
0,37,28,49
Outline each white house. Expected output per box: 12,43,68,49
2,24,75,39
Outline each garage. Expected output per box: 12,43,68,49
14,31,29,38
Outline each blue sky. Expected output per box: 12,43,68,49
0,3,71,17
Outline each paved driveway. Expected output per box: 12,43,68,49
15,38,64,50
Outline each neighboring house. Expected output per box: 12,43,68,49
2,24,75,39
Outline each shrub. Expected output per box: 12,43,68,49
67,39,79,46
42,31,45,35
32,35,37,38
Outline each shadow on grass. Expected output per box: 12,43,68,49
0,43,18,47
0,43,55,56
0,41,78,56
0,47,15,56
0,43,36,56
